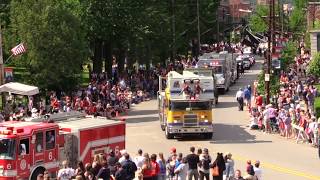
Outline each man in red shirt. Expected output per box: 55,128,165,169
255,93,263,109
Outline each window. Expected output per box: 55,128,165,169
35,132,43,153
46,130,55,150
19,138,29,155
0,138,16,160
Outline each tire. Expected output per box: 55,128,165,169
165,126,174,139
219,89,225,95
161,124,165,131
30,167,46,180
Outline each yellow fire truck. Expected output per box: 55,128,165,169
158,71,214,139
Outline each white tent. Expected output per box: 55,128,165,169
0,82,39,96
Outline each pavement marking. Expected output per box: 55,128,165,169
232,154,320,180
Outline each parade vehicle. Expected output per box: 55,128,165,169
158,71,215,139
0,112,125,180
197,51,237,94
184,68,219,104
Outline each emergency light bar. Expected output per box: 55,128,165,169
210,61,220,66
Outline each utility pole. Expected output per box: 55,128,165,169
0,24,4,85
196,0,201,52
266,0,274,105
172,0,176,59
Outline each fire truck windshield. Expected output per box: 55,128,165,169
169,101,211,111
212,66,223,74
0,138,16,160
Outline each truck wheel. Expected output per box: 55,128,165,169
30,167,46,180
165,126,174,139
219,89,225,95
161,124,165,131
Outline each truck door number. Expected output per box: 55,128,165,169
48,152,53,160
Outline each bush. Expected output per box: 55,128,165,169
315,84,320,118
307,53,320,78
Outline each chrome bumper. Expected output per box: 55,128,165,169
216,84,225,88
167,124,213,134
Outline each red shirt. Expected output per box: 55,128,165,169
150,161,160,177
256,96,263,106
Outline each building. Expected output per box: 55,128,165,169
308,2,320,30
257,0,268,5
227,0,252,22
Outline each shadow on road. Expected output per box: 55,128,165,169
215,101,237,109
211,123,272,144
125,116,158,124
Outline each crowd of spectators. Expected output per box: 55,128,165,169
37,147,262,180
244,46,320,147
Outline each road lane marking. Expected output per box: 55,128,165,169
232,154,320,180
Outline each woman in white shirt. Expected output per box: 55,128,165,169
174,157,189,180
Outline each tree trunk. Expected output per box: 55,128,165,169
93,39,102,73
104,41,112,77
118,43,125,74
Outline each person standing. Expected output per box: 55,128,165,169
157,153,167,180
210,153,226,180
122,154,138,180
150,154,160,180
174,157,189,180
186,146,200,180
244,86,251,110
134,149,146,170
198,148,211,180
223,152,234,180
236,88,244,111
57,161,75,180
253,160,262,180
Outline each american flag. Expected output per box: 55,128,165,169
11,43,26,56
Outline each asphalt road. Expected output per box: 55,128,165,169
124,58,320,180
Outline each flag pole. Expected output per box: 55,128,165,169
4,54,14,64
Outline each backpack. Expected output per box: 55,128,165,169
201,157,211,170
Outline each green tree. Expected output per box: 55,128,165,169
307,53,320,77
248,5,268,33
289,0,307,35
257,71,280,97
280,41,297,71
8,0,86,92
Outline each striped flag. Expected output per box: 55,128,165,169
11,43,26,56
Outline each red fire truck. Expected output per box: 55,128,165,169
0,113,125,180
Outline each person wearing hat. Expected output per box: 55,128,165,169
236,88,244,111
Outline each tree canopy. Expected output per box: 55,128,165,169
2,0,221,92
6,0,86,92
248,5,268,33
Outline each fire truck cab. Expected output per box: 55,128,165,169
0,112,125,180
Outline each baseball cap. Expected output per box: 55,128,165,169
170,147,176,153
